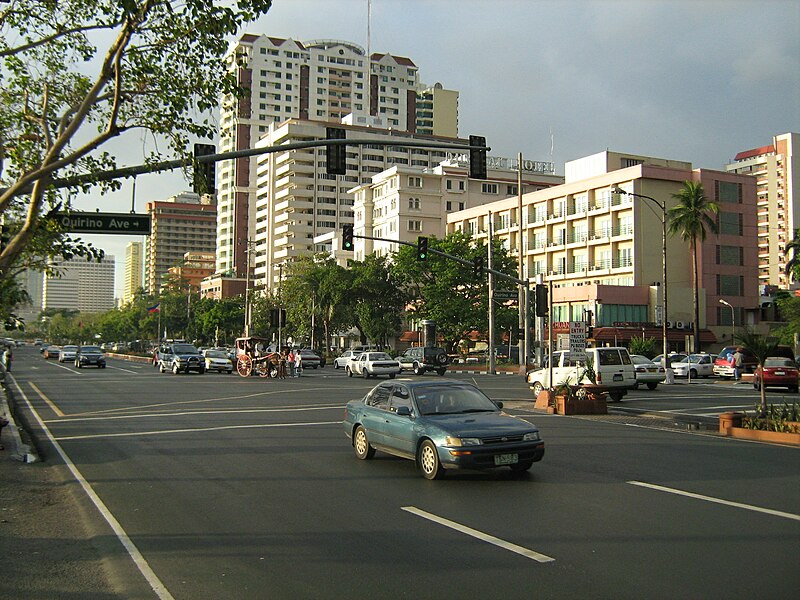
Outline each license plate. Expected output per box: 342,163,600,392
613,373,623,381
494,453,518,466
774,371,785,376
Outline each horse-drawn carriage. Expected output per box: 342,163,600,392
235,336,284,378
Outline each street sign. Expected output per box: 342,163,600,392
569,320,587,361
494,289,518,301
51,211,151,235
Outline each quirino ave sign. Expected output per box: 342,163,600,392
51,211,151,235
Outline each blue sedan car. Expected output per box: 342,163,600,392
344,379,545,479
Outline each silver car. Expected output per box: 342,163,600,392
334,350,357,369
672,354,717,378
58,345,78,363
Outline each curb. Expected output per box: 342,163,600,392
1,375,38,463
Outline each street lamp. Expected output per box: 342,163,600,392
719,298,735,342
611,186,672,381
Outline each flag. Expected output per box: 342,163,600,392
147,303,161,314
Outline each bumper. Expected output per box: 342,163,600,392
79,358,105,366
440,442,545,470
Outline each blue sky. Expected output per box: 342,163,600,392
74,0,800,294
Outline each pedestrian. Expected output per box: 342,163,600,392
733,347,744,381
287,348,295,377
2,344,12,373
0,414,8,451
294,348,302,377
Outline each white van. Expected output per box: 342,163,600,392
527,347,637,401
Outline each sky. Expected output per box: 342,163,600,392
72,0,800,295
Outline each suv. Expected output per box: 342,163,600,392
398,346,449,376
159,342,205,374
527,347,636,401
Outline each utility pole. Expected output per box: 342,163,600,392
488,212,496,375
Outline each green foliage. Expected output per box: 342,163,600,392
734,327,780,416
0,0,273,278
628,335,657,358
349,254,405,347
785,229,800,283
389,231,518,353
741,401,800,433
772,294,800,344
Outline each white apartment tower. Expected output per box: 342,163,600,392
216,34,458,282
726,132,799,290
43,255,115,313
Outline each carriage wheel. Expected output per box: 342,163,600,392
237,355,253,377
256,361,270,378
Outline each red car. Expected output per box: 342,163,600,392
754,357,799,393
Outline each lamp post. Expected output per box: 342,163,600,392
719,298,735,342
612,186,672,382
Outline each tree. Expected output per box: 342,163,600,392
349,254,406,347
734,328,779,417
785,229,800,284
0,0,273,279
667,181,718,352
390,231,518,353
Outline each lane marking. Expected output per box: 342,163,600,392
9,376,175,600
106,365,139,374
401,506,555,563
29,381,65,417
628,481,800,522
55,420,340,441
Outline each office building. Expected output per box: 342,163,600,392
165,252,216,293
215,34,459,285
43,255,115,313
447,151,758,351
122,241,144,304
145,192,217,294
726,132,799,290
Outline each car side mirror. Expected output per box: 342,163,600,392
494,401,504,409
396,406,412,417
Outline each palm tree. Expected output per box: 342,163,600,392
785,229,800,284
734,328,779,417
667,181,719,353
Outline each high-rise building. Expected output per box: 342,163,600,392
447,150,758,351
726,132,799,290
123,241,144,304
43,255,115,313
145,192,217,294
215,34,459,282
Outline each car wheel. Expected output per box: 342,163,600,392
790,385,798,394
608,391,624,402
632,381,640,390
509,460,533,474
531,381,544,396
646,382,658,390
418,440,444,480
353,426,375,460
75,361,81,368
346,367,353,378
690,369,698,378
436,368,446,376
389,373,396,379
362,369,369,379
434,351,448,366
198,367,205,375
753,379,760,391
227,370,232,375
413,362,424,376
100,364,106,369
159,362,166,373
334,362,340,370
172,363,180,374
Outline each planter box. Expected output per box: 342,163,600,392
722,427,800,445
556,395,607,415
534,389,554,410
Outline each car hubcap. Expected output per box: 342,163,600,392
355,431,367,455
420,446,436,474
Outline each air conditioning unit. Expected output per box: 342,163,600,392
666,321,673,329
675,321,685,330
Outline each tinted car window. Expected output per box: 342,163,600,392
173,344,199,354
764,358,794,367
597,349,622,366
366,385,391,410
389,386,412,413
80,346,102,353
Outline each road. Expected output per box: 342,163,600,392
4,346,799,599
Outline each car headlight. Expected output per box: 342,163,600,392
445,436,482,446
523,431,540,441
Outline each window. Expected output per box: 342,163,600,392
482,183,498,194
408,176,423,188
718,274,744,296
717,245,744,266
366,385,391,410
408,220,422,232
408,197,421,210
719,212,743,235
446,179,453,190
716,180,741,204
507,185,518,195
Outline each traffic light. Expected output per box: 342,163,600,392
535,284,549,317
270,308,287,327
342,224,354,251
472,256,484,278
416,236,429,261
326,127,347,175
193,143,216,195
469,135,487,180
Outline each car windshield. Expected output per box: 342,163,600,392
206,350,227,358
413,385,498,416
80,346,102,353
686,354,708,364
631,355,651,365
368,353,392,361
63,346,77,351
764,358,794,367
173,344,198,354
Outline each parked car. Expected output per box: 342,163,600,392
334,350,357,369
75,345,106,368
713,346,756,378
671,353,717,378
158,342,205,374
754,357,799,393
203,348,233,374
343,379,545,479
527,347,636,401
346,351,401,379
58,345,78,363
43,345,61,359
398,346,449,376
652,353,687,368
296,349,322,369
630,354,666,390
